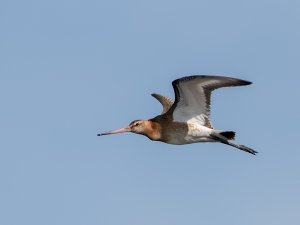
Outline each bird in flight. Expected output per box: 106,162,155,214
98,75,257,155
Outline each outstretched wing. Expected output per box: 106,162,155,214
151,93,174,114
168,75,252,127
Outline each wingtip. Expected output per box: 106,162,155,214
243,80,252,86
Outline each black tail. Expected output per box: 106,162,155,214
220,131,236,140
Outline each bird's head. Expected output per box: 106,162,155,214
128,120,148,134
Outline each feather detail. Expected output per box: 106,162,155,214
151,93,174,114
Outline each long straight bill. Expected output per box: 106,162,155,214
97,127,131,136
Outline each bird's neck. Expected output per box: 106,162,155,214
143,120,162,141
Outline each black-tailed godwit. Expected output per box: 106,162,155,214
98,75,257,155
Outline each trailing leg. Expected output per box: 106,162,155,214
210,133,257,155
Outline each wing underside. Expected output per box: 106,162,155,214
168,75,252,127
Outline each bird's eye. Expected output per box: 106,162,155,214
135,123,140,126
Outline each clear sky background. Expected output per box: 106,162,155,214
1,0,300,225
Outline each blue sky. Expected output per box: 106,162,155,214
1,0,300,224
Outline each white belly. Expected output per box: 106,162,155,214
166,124,216,145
